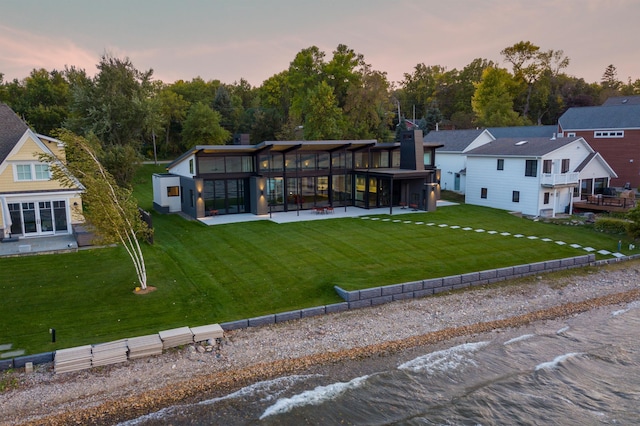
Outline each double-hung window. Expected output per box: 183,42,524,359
525,160,537,177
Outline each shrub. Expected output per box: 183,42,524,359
594,217,628,234
627,205,640,240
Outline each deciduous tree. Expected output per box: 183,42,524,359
42,129,152,290
181,102,230,147
472,66,524,127
301,81,344,140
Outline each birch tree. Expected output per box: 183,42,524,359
41,129,152,290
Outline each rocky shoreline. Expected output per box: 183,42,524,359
2,259,639,425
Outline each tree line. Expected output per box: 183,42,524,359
1,41,638,187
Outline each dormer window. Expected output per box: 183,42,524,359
14,163,51,181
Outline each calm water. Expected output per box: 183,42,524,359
122,301,640,425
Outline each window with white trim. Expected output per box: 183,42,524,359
594,130,624,138
16,164,32,181
35,164,50,180
14,163,51,181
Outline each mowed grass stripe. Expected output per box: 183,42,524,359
0,166,631,354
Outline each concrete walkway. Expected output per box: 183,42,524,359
199,201,458,226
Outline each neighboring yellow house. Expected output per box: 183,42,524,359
0,103,83,241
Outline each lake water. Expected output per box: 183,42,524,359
121,300,640,425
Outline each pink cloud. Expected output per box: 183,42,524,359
0,25,98,79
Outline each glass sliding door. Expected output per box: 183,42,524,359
39,201,54,234
22,202,37,235
53,201,68,232
7,200,68,236
267,178,284,212
286,178,301,211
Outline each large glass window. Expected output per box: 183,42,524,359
287,177,301,210
242,156,253,172
370,152,389,168
226,157,242,173
331,151,352,169
542,159,552,173
355,175,367,207
267,177,285,212
285,153,298,172
318,153,330,170
203,179,247,215
367,177,377,207
316,176,329,204
271,154,283,172
354,152,369,168
300,153,316,171
594,178,607,194
332,175,350,206
391,151,401,168
199,157,225,173
258,155,270,172
424,151,432,167
581,179,593,196
561,159,570,173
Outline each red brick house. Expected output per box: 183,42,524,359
557,96,640,190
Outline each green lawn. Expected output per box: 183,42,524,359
0,165,635,355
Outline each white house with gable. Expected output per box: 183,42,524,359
423,129,494,193
464,136,617,217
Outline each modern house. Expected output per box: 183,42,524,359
557,95,640,189
153,130,442,219
464,136,617,217
0,103,84,241
423,129,494,193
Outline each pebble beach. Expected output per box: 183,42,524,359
1,259,639,426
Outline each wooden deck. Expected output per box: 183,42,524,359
573,195,636,213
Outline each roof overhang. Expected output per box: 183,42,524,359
354,168,434,179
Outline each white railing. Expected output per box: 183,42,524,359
541,172,579,186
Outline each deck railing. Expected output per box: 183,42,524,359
541,172,579,186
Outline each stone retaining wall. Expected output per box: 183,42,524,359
4,253,640,371
332,254,598,309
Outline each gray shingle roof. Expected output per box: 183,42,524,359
486,125,556,139
0,103,29,164
602,95,640,106
558,104,640,130
465,137,581,157
423,129,486,152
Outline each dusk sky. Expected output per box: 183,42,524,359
2,0,638,87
